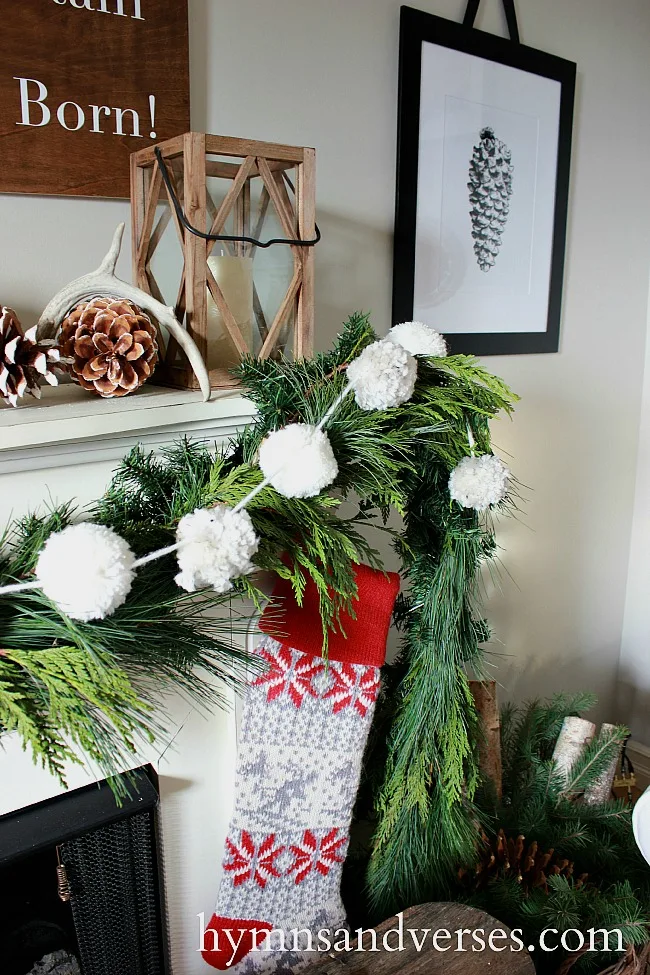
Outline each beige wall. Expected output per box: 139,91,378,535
618,272,650,742
483,0,650,717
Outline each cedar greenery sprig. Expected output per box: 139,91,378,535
0,641,155,789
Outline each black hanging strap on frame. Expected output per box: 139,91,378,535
463,0,521,43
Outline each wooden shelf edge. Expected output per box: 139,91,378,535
0,384,257,473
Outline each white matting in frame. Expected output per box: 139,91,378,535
414,42,562,336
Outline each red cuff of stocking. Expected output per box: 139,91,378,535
259,562,400,668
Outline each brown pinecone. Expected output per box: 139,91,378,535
459,829,589,894
59,297,159,398
0,306,62,407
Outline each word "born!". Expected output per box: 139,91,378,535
14,78,154,138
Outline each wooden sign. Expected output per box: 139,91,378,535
0,0,190,198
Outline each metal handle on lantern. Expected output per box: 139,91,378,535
154,148,322,249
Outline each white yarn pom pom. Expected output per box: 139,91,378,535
36,523,135,621
259,423,338,499
388,321,448,358
175,506,259,593
448,454,511,511
347,338,417,410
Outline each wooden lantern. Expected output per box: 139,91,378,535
130,132,316,390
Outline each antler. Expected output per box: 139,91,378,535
37,224,211,402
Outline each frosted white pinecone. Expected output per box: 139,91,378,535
468,127,513,272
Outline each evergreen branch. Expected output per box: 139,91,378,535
465,698,650,973
559,725,629,802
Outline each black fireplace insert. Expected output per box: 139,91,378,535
0,765,169,975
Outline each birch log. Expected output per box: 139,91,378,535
552,716,596,782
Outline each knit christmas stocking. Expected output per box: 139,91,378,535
201,563,399,972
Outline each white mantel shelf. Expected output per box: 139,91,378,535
0,383,257,473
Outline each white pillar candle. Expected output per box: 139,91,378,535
206,255,254,370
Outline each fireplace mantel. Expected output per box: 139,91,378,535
0,384,256,473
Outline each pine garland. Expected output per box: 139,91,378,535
0,311,517,880
367,512,491,914
0,502,253,795
236,314,517,908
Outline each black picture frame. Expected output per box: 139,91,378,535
392,5,576,355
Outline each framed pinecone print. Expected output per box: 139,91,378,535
392,6,576,355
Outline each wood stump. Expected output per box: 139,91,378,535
307,902,535,973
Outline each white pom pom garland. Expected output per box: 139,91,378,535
175,506,259,593
36,523,135,621
347,338,417,410
388,321,448,358
448,454,510,511
259,423,338,499
0,330,511,610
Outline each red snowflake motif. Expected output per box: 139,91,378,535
252,644,324,708
223,831,285,888
288,828,347,884
323,662,380,717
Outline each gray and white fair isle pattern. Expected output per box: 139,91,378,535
207,636,382,972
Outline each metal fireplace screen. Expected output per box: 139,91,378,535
60,776,168,975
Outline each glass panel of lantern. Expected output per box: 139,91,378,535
204,156,297,368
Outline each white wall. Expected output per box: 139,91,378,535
485,0,650,715
618,271,650,742
2,1,650,971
